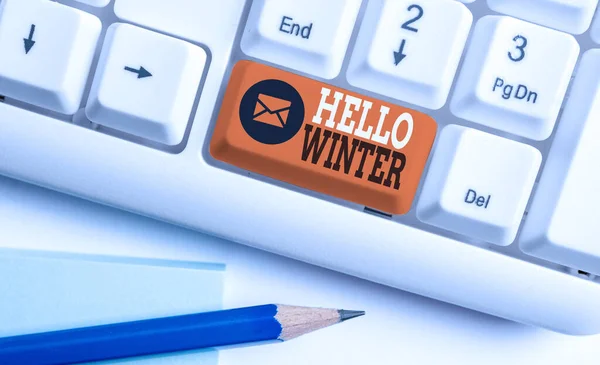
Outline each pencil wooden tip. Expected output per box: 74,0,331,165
275,305,365,341
338,309,365,322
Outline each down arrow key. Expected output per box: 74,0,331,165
23,24,36,54
393,39,407,66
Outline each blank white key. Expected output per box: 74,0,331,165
0,0,101,114
488,0,597,35
450,16,578,141
86,24,206,145
589,6,600,44
417,125,541,245
520,49,600,275
240,0,361,79
347,0,472,109
114,0,245,48
74,0,111,6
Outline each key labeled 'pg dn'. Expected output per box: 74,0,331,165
210,61,437,215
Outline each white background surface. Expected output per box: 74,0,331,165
1,175,599,364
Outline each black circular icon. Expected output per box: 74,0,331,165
239,79,305,145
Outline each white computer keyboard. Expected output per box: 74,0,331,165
0,0,600,335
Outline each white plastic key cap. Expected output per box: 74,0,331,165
417,125,541,245
520,49,600,276
450,16,578,141
347,0,472,110
487,0,598,35
240,0,361,79
86,23,206,145
114,0,245,50
589,6,600,44
74,0,111,6
0,0,101,115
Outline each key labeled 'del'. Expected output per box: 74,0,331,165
417,125,541,245
464,189,491,209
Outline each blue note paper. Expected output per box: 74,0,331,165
0,248,225,364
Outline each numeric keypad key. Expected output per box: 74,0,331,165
450,16,578,141
241,0,361,79
347,0,472,110
520,50,600,275
417,125,541,245
0,0,101,114
75,0,111,6
488,0,597,35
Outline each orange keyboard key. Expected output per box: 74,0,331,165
210,61,437,214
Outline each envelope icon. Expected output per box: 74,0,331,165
253,94,292,128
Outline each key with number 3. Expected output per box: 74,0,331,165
451,16,579,141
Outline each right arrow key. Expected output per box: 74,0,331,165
86,23,206,146
124,65,152,79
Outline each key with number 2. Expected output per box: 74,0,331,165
348,0,472,110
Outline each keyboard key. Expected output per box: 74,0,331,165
240,0,361,79
0,0,101,114
347,0,472,109
450,16,578,141
417,125,540,245
520,49,600,275
210,61,437,215
487,0,597,34
86,23,206,145
114,0,246,47
589,6,600,44
74,0,111,6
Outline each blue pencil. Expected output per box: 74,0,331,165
0,304,364,365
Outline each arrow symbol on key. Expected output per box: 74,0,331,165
124,66,152,79
23,24,36,54
393,39,407,66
